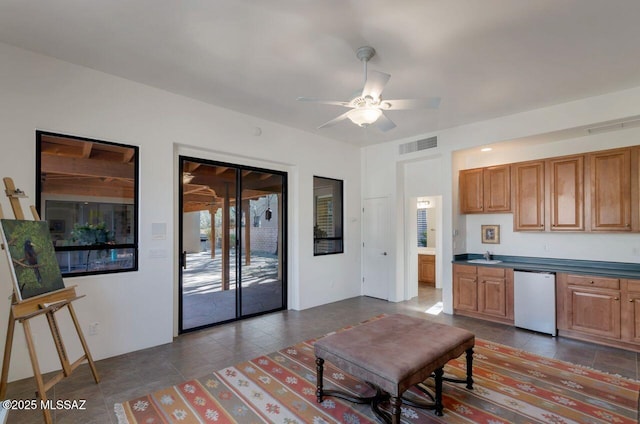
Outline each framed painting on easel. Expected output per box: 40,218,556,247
0,219,65,301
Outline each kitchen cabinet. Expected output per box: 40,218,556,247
557,274,640,351
453,264,477,312
513,160,545,231
589,148,631,231
549,155,584,231
459,168,484,213
459,144,640,233
418,254,435,285
622,279,640,344
459,165,510,214
484,165,511,212
564,274,621,339
453,264,513,324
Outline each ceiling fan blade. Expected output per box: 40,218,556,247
376,112,396,132
382,97,441,110
317,110,352,129
297,97,351,107
362,71,390,100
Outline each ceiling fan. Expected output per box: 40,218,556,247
297,46,441,132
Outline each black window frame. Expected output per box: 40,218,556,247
313,176,344,256
36,130,139,277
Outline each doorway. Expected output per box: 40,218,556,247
406,195,443,299
179,156,287,332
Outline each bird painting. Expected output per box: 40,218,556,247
24,239,43,286
0,219,65,301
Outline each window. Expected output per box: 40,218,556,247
417,208,428,247
313,176,343,255
417,197,436,248
36,131,138,276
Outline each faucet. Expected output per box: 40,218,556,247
483,251,492,261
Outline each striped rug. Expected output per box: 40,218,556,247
115,326,640,423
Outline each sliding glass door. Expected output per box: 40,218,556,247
179,157,286,332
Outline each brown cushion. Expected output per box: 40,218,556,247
315,314,474,396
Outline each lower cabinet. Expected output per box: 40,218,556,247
454,266,640,352
622,279,640,344
453,264,513,324
561,274,621,339
418,254,436,285
453,265,477,312
557,274,640,351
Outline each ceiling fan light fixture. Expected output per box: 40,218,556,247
347,107,382,127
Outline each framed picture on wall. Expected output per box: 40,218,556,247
481,225,500,244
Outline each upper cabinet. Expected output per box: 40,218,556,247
513,161,545,231
549,155,584,231
459,168,484,213
484,165,511,212
589,148,631,232
460,165,510,214
459,145,640,233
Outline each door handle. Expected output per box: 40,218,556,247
182,251,187,269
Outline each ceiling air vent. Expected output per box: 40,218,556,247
399,136,437,155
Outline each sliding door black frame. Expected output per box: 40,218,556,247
178,155,287,333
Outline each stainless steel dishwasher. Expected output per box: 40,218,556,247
514,270,557,336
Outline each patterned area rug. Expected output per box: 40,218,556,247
115,325,640,423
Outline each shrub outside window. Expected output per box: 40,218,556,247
313,176,343,255
36,131,138,276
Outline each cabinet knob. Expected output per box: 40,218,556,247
629,299,634,303
590,280,594,284
614,297,620,301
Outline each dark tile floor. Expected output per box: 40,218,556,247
5,285,639,423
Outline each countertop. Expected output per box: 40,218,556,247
452,254,640,279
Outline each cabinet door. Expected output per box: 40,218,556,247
479,277,507,317
622,280,640,343
454,272,477,312
513,161,545,231
589,148,631,231
418,255,435,285
624,291,640,343
549,155,584,231
484,165,511,212
567,287,621,339
460,168,484,213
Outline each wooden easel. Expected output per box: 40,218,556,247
0,178,99,424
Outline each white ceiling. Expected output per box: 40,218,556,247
2,1,640,146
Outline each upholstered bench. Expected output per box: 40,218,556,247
315,314,474,423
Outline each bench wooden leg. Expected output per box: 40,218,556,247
465,348,474,390
315,357,324,403
390,395,402,423
434,367,444,416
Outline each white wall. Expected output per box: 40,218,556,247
363,85,640,314
0,42,361,381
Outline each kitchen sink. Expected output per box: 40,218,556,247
467,259,503,264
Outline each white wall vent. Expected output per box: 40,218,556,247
399,136,437,154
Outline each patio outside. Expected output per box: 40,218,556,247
181,245,281,330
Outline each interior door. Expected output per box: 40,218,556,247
179,157,287,332
363,197,390,300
